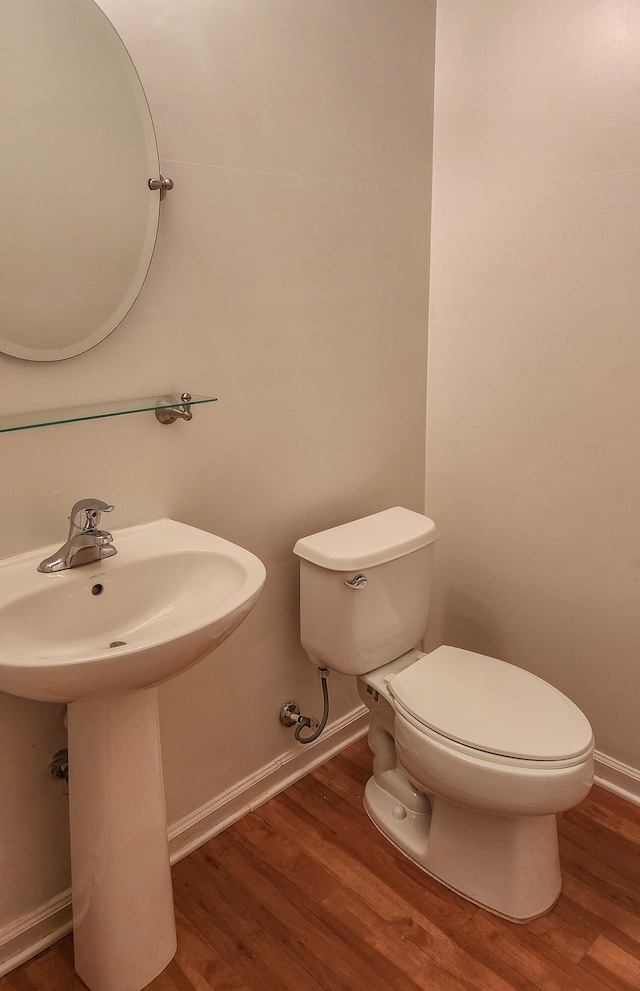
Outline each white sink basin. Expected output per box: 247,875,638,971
0,518,266,703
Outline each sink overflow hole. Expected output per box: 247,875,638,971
91,584,104,596
110,640,127,648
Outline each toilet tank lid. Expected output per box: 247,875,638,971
293,507,438,570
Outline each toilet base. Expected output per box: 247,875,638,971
364,776,561,922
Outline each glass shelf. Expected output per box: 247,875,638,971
0,394,217,434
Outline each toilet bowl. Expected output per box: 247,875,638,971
359,646,593,919
294,507,595,921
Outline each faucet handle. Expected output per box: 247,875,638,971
68,498,115,533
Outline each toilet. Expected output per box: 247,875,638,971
293,507,594,921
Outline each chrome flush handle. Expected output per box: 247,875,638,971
344,574,368,589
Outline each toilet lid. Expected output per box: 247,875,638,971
387,645,594,761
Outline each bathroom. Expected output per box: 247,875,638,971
1,0,639,986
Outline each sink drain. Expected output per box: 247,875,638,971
109,640,127,648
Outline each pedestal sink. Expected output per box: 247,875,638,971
0,519,266,991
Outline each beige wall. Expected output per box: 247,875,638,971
426,0,640,775
0,0,434,939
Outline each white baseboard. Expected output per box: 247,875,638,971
0,889,73,979
0,706,368,979
594,749,640,806
168,705,369,863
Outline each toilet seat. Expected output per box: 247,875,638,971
387,645,594,765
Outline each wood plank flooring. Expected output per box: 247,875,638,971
2,737,640,991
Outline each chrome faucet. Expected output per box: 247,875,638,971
38,499,117,573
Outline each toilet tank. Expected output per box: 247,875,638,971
293,507,438,676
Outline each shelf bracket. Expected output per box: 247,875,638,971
155,393,194,425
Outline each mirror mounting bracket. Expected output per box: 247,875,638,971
148,175,174,200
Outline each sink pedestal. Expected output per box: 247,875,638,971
67,687,176,991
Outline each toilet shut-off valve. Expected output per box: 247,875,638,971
279,667,330,744
280,703,319,733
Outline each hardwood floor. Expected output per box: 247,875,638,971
3,737,640,991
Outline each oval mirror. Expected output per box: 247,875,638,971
0,0,160,361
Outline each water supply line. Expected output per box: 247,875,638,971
279,667,330,744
